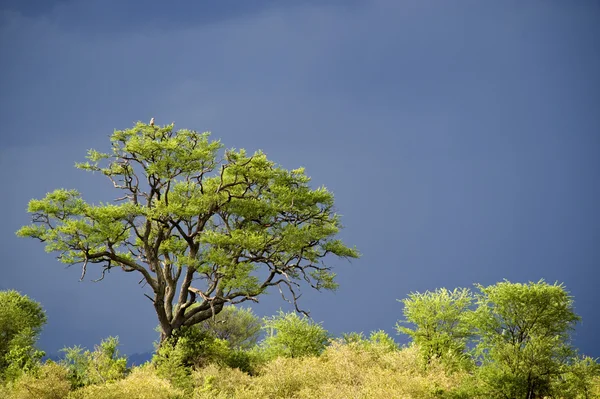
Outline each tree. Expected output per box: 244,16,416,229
17,122,359,343
199,305,261,351
472,280,581,399
0,290,47,381
260,310,330,359
396,288,473,367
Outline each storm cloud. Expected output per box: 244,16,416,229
1,0,599,357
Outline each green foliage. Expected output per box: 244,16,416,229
341,330,399,355
395,280,599,398
225,348,267,375
60,336,128,389
471,280,582,398
1,279,596,398
0,290,46,381
396,288,473,369
555,356,600,399
260,311,331,360
152,326,231,391
152,313,266,387
17,122,358,343
199,306,261,351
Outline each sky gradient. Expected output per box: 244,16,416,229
1,0,599,358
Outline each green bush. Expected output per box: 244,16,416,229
152,326,232,391
224,349,256,374
60,336,128,389
0,290,47,382
341,330,399,355
260,311,331,360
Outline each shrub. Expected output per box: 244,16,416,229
67,365,183,399
152,326,233,391
4,361,71,399
0,290,46,382
60,336,128,388
341,330,399,355
191,364,253,399
182,343,467,399
260,311,331,360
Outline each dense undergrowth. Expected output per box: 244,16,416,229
0,332,600,399
2,282,599,399
0,342,479,399
2,339,598,399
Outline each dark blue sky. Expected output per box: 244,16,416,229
1,0,599,357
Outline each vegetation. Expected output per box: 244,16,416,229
199,306,261,351
260,310,331,360
0,290,46,382
60,336,128,389
395,280,599,398
6,125,599,398
17,122,359,344
471,280,582,398
396,287,473,369
1,280,598,399
1,361,71,399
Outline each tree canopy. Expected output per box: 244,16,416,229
0,290,46,381
396,280,594,398
199,306,262,351
261,311,331,359
396,287,473,367
17,121,358,342
472,280,581,398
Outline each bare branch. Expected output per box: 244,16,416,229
80,258,88,281
92,261,113,282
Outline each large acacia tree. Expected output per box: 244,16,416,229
18,122,358,342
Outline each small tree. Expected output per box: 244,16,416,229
472,280,581,399
60,336,128,388
261,311,330,359
396,287,473,367
0,290,47,381
17,121,358,344
199,305,261,351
